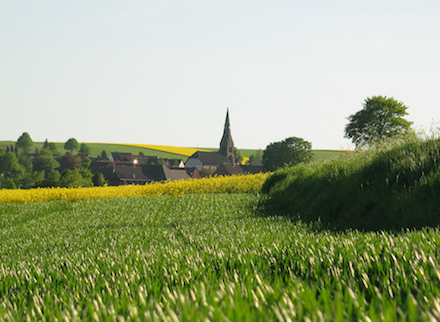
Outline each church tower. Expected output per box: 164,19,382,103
219,109,235,163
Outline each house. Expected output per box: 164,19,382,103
185,151,233,172
214,163,245,176
185,109,236,171
90,162,197,186
241,164,264,174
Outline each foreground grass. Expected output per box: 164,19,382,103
1,194,440,321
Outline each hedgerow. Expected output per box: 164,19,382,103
261,136,440,231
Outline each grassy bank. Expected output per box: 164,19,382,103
1,194,440,321
261,136,440,231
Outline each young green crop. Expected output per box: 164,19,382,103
1,194,440,321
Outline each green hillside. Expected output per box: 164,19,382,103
0,141,345,161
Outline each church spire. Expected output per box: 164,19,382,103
219,109,235,162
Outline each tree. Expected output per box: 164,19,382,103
18,154,33,172
59,168,93,188
21,171,45,189
60,153,80,168
92,173,107,186
64,138,79,153
344,96,413,148
0,152,26,181
263,137,313,172
48,142,61,157
16,132,33,154
39,170,61,187
234,148,243,164
80,157,91,168
156,159,167,166
34,150,60,173
79,143,91,155
247,150,263,165
99,150,108,160
43,139,50,150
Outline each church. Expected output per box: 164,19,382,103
185,110,236,172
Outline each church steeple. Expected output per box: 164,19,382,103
219,109,235,162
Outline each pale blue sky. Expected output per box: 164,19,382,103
1,0,440,150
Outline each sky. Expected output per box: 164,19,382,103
1,0,440,150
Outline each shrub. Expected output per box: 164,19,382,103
261,136,440,231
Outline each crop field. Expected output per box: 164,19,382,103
0,173,268,204
1,192,440,321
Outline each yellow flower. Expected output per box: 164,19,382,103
0,173,269,204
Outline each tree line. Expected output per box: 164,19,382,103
0,136,106,189
262,95,413,172
1,95,413,188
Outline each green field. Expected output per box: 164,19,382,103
1,194,439,321
0,141,343,161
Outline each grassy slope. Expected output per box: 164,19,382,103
0,194,439,321
262,137,440,230
0,141,343,160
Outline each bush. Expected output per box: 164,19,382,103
261,136,440,231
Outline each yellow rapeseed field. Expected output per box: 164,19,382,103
117,143,249,164
0,173,269,204
115,143,211,157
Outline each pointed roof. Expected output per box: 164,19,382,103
186,151,233,166
219,109,235,163
220,109,234,147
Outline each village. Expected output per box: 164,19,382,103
87,110,263,185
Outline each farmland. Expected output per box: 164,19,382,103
0,141,344,161
1,192,440,321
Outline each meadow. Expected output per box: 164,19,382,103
1,192,440,321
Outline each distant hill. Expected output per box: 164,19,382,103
0,141,347,161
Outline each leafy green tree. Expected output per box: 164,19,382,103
59,168,93,188
16,132,33,154
39,170,61,187
0,152,26,181
99,150,108,160
21,171,45,189
43,139,50,150
18,154,33,172
48,142,61,157
1,178,17,189
34,150,60,173
64,138,79,153
247,150,263,165
80,157,91,168
92,173,107,187
234,148,243,164
171,159,180,168
200,167,217,178
157,159,167,166
79,143,91,154
263,137,313,172
344,96,413,148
